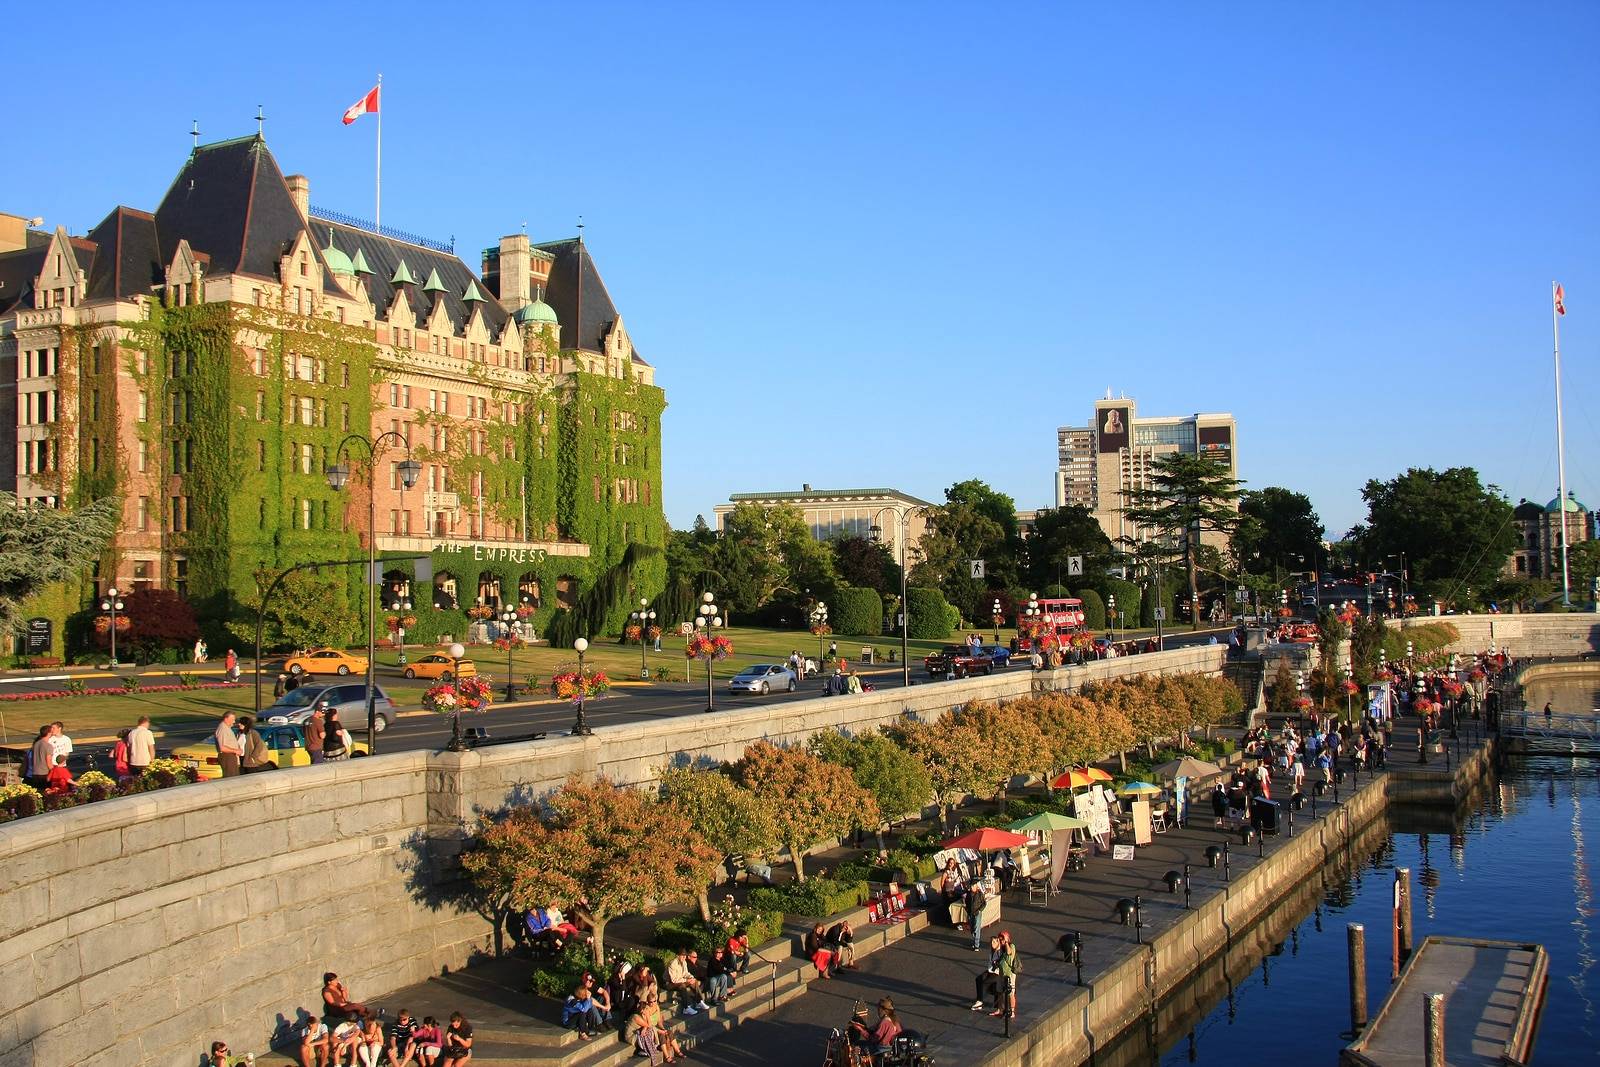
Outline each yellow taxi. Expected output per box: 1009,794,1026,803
285,647,369,677
172,722,370,780
402,653,477,681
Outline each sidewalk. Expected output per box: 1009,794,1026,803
685,794,1356,1067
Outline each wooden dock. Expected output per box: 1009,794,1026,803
1342,936,1547,1067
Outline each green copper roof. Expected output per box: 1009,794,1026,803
1547,492,1588,513
423,268,447,293
350,247,373,274
515,298,559,325
320,228,354,276
462,280,486,303
391,259,417,286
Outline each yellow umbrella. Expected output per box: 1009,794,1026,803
1051,768,1094,789
1118,781,1163,796
1079,767,1114,783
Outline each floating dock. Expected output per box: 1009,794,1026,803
1342,935,1547,1067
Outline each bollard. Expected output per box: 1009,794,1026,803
1424,992,1446,1067
1347,923,1368,1035
1286,805,1294,838
1134,895,1143,944
1223,841,1231,883
1183,863,1192,910
1073,932,1084,986
1311,788,1318,819
1258,828,1265,858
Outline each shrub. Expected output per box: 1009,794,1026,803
652,907,784,956
135,758,196,792
1075,589,1106,630
905,588,956,640
747,876,868,919
178,672,200,689
654,666,672,682
74,770,117,803
0,782,42,819
527,940,647,999
1102,577,1141,629
64,680,86,695
121,677,140,692
832,587,883,637
897,831,944,857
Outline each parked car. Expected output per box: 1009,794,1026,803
284,647,369,677
172,721,370,780
402,653,477,681
729,664,798,694
267,682,398,732
923,645,996,677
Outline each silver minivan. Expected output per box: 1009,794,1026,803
263,682,398,732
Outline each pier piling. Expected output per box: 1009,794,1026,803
1348,923,1368,1034
1424,991,1445,1067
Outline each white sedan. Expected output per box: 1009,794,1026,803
729,664,798,694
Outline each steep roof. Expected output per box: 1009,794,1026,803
153,135,321,283
83,207,161,303
535,237,644,361
0,246,46,315
325,221,508,336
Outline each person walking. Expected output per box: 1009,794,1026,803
224,648,240,682
214,712,242,777
239,715,271,773
306,707,327,765
128,715,156,776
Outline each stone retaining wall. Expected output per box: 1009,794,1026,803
1390,614,1600,658
0,645,1224,1067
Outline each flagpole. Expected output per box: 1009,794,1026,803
375,74,383,231
1554,280,1571,606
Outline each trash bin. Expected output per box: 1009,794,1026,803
1250,798,1280,834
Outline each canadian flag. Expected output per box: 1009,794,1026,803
342,85,380,126
1555,283,1566,316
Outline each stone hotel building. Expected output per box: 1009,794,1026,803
0,134,666,652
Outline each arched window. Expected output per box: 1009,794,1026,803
382,569,412,606
433,571,458,610
519,573,541,609
556,575,578,610
477,574,502,608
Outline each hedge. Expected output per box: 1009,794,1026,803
905,588,956,640
1382,621,1460,664
652,908,785,956
832,587,884,637
1075,589,1106,630
1102,577,1141,630
747,876,869,919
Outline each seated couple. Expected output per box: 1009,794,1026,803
804,919,857,979
524,904,584,954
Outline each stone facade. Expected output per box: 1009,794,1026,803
0,646,1224,1067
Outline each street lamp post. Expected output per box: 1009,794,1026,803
810,602,828,668
498,608,518,702
1107,593,1117,644
869,505,926,689
992,598,1003,645
389,596,413,666
697,593,722,713
100,586,124,668
326,430,420,754
630,599,656,680
572,637,593,735
446,641,468,751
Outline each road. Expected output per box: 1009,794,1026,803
8,626,1232,770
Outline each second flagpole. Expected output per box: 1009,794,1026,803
1554,280,1571,605
375,74,383,231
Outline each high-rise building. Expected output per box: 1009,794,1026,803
1055,395,1236,545
0,134,666,654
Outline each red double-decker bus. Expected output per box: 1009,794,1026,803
1017,597,1091,652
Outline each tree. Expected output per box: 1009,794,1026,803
1022,693,1134,787
1075,589,1106,630
228,568,359,652
810,731,932,847
912,480,1023,619
1266,659,1298,721
119,589,201,659
1350,613,1385,686
956,700,1050,801
659,766,778,921
1026,505,1114,593
0,492,119,640
1121,453,1243,631
1567,540,1600,599
831,586,884,636
888,715,988,832
831,536,900,596
730,741,876,882
1351,467,1517,601
1232,488,1325,579
460,776,719,966
713,502,836,613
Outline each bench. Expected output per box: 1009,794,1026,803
26,657,62,669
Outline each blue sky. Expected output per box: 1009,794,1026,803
8,2,1597,537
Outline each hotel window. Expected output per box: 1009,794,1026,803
390,383,399,407
402,386,411,407
257,440,267,471
301,499,312,530
138,439,149,472
137,391,148,422
171,496,187,532
389,462,399,490
341,403,350,431
439,392,449,415
341,363,350,387
137,497,150,530
89,391,100,420
428,390,438,411
256,391,266,420
389,509,400,535
300,443,313,475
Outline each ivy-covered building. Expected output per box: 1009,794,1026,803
0,135,666,655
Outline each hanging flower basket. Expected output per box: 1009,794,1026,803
1341,679,1360,694
492,636,525,652
646,625,662,641
687,633,734,660
465,606,494,621
423,677,494,714
810,623,832,637
516,604,535,619
1293,696,1315,710
551,667,611,701
624,624,643,642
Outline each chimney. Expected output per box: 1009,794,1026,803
286,174,310,219
499,234,531,311
802,483,812,492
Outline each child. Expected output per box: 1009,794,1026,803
45,755,74,796
410,1017,443,1067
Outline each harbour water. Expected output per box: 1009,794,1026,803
1089,675,1600,1065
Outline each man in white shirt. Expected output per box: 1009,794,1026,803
46,721,72,766
128,716,156,774
214,712,242,777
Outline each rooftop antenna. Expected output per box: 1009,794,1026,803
520,220,527,235
256,105,265,139
576,215,584,241
191,120,199,151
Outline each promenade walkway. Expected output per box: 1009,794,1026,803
686,787,1363,1067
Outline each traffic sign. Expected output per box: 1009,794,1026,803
1067,555,1084,577
970,559,986,580
1235,588,1248,603
1154,608,1166,622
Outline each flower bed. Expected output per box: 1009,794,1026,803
0,680,241,703
0,759,198,823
